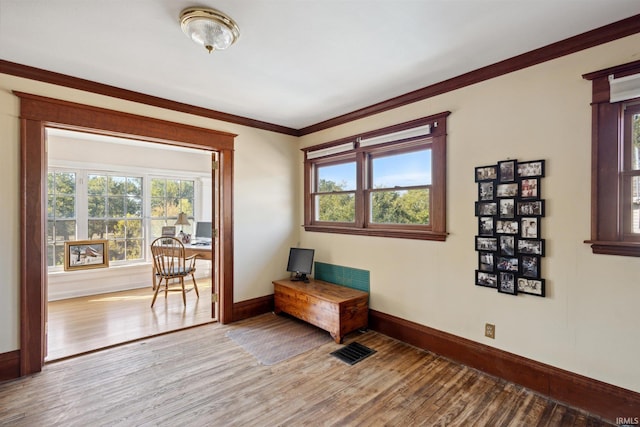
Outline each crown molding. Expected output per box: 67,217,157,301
0,59,299,137
2,13,639,137
298,13,640,135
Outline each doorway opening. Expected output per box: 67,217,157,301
44,128,220,361
19,92,235,376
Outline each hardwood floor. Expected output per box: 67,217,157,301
2,314,612,426
46,280,214,361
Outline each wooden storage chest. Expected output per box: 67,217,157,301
273,278,369,344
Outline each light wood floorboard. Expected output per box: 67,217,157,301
2,314,612,426
47,280,213,361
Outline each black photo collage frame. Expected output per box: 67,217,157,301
474,159,546,297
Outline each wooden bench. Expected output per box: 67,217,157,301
273,278,369,343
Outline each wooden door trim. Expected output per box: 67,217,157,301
17,92,236,376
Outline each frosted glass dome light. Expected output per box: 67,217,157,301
180,7,240,53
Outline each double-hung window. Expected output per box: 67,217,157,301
87,173,144,262
312,157,357,224
150,178,195,236
583,61,640,256
623,103,640,239
304,112,449,241
47,170,77,267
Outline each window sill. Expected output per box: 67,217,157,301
584,240,640,257
304,224,447,241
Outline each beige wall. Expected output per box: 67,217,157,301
0,75,300,353
299,34,640,393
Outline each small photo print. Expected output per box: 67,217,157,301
496,220,518,234
520,217,539,239
517,278,545,297
479,252,495,272
475,165,498,182
479,181,495,201
498,160,516,183
520,178,539,199
476,270,498,288
479,216,494,236
521,255,540,278
476,236,498,252
517,200,544,216
517,239,545,256
476,201,498,216
497,256,518,272
496,182,518,198
517,160,545,178
499,235,515,256
498,272,517,295
499,198,515,219
161,226,176,237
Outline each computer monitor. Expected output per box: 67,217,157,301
286,247,314,283
195,221,212,242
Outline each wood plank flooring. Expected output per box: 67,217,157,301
2,314,612,426
47,280,213,361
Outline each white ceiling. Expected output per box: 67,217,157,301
1,1,639,130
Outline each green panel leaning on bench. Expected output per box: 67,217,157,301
313,262,370,293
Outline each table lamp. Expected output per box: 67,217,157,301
175,212,190,234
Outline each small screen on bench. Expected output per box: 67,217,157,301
286,248,314,283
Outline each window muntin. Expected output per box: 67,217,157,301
47,170,199,269
88,174,144,262
47,171,77,267
313,160,357,223
369,148,431,226
303,112,449,241
150,178,195,238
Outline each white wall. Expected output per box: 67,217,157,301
299,34,640,393
0,74,300,353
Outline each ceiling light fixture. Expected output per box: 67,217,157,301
180,7,240,53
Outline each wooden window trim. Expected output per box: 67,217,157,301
583,60,640,256
303,112,450,241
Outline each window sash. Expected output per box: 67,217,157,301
583,61,640,256
47,170,78,267
367,186,431,226
149,177,196,238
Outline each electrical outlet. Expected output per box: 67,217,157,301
485,323,495,339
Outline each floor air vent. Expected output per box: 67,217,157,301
330,342,376,365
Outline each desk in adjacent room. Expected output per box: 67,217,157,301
183,243,212,261
152,243,212,289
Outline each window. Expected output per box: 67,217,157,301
150,178,195,237
88,174,144,262
303,112,449,241
370,148,431,225
623,104,640,238
583,61,640,256
47,170,77,267
46,169,197,268
313,159,357,223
